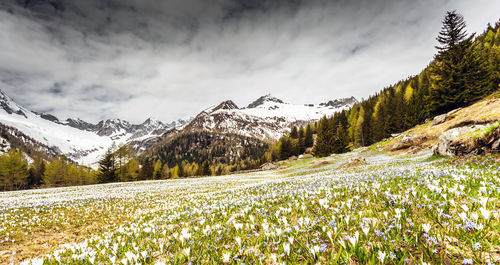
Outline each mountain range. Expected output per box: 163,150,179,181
0,90,355,167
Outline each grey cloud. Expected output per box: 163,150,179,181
0,0,499,123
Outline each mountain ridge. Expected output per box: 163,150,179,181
0,89,355,166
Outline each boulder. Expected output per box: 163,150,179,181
260,162,277,170
391,134,427,151
434,125,488,156
432,113,448,126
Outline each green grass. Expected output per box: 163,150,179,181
483,121,500,137
422,154,448,162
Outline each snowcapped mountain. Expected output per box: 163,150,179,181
0,88,354,166
0,89,190,167
184,94,356,140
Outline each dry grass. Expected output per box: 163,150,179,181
378,97,500,153
310,160,331,168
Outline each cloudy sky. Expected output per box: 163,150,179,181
0,0,499,123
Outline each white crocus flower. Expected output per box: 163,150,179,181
378,251,386,263
222,252,231,263
362,225,370,236
283,242,290,256
480,208,491,220
183,247,190,256
422,223,431,233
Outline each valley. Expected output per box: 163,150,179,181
1,149,498,264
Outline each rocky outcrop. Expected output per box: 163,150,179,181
391,134,428,151
433,124,498,156
432,113,449,126
431,108,462,126
260,162,278,170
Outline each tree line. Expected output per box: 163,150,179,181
307,12,500,158
0,149,97,191
262,124,315,162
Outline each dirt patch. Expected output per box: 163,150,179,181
337,158,367,169
310,161,331,168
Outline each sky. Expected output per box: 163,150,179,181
0,0,499,123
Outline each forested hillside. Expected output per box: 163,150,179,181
141,131,269,177
274,12,500,159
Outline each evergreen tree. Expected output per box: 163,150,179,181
97,149,116,183
139,161,154,180
304,124,314,148
279,137,292,160
198,160,211,176
290,126,298,138
312,117,334,157
298,126,306,154
115,145,134,181
333,122,348,153
435,11,468,51
28,156,45,187
429,11,490,115
353,106,365,146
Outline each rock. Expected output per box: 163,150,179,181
447,108,462,115
431,108,462,126
260,162,277,170
432,114,448,126
337,158,367,169
434,125,488,156
288,156,298,161
492,138,500,150
391,134,427,151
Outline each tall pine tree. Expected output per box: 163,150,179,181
429,11,490,115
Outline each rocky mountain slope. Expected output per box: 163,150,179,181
0,89,354,167
0,89,189,166
184,94,356,140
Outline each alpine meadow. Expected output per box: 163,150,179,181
0,1,499,265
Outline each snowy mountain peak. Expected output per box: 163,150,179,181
164,118,192,129
247,94,285,108
213,100,239,112
319,96,358,108
95,119,131,136
185,95,356,140
0,89,28,118
65,118,96,131
141,117,164,128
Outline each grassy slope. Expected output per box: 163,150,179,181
373,93,500,154
1,148,499,264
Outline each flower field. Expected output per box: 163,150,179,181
1,152,499,264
